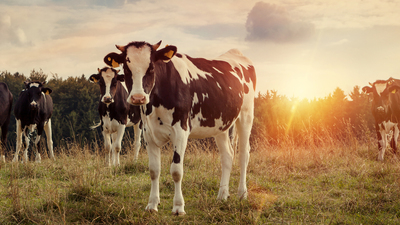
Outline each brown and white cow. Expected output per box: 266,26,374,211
363,77,400,161
0,82,13,163
104,41,256,215
13,81,55,163
89,67,142,166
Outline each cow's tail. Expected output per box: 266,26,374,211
229,125,238,163
90,121,101,130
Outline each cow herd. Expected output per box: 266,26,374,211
0,40,398,215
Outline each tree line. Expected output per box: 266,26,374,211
1,69,376,155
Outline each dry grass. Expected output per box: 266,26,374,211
0,133,399,224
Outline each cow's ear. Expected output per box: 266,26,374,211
388,85,400,94
154,45,177,62
116,74,125,82
362,86,373,94
89,74,100,83
42,87,52,95
104,52,124,68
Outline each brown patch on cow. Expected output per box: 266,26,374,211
172,171,181,182
150,170,157,180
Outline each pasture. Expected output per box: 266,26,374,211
1,133,400,224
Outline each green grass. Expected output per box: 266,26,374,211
0,139,400,224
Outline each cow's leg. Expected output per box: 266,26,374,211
236,114,253,200
391,125,399,154
103,132,112,167
133,123,142,161
34,134,42,163
13,119,23,162
44,119,55,160
170,132,189,215
22,130,30,163
0,125,6,163
378,130,387,161
111,125,125,166
215,132,233,200
145,141,161,213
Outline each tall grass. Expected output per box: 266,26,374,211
0,120,399,224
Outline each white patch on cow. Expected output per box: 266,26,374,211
213,67,223,74
374,83,387,96
202,93,208,101
378,120,397,161
193,93,199,105
30,100,37,106
171,55,211,84
126,44,151,104
142,105,175,147
42,92,46,104
216,82,222,90
29,83,40,88
101,68,115,103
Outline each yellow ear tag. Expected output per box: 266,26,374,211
92,78,98,83
108,57,111,62
45,90,50,95
164,50,174,59
111,59,119,68
392,89,397,94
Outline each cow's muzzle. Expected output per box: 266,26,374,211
30,101,38,110
103,96,113,104
130,94,146,105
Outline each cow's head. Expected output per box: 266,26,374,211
362,78,400,122
103,40,177,105
89,67,124,104
23,81,52,111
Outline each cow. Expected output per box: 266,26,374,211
0,82,13,163
363,77,400,161
103,40,256,215
13,81,55,163
89,67,142,166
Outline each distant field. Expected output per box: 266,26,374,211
0,138,399,224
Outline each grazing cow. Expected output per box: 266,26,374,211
89,67,142,166
104,40,256,215
13,81,55,163
363,77,400,161
0,82,13,163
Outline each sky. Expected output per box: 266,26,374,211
1,0,400,99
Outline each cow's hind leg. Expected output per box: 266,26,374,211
215,131,233,200
236,113,253,199
44,119,55,160
34,134,42,163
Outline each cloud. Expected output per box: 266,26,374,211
0,14,29,45
245,1,315,43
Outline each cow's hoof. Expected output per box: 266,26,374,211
145,204,158,213
217,189,230,200
172,208,186,216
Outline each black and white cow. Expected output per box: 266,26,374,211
13,81,55,163
0,82,13,163
363,77,400,161
89,67,142,166
104,41,256,215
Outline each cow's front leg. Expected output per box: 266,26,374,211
378,130,387,161
13,120,23,162
111,124,125,166
133,123,142,161
391,125,399,154
170,133,189,215
103,132,112,166
145,141,161,212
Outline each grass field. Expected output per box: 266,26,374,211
0,137,400,224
